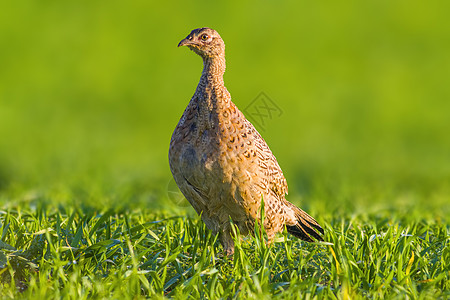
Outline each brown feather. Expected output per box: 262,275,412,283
169,28,323,255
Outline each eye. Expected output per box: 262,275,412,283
200,34,209,41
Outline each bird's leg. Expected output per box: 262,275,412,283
219,230,235,256
266,232,275,247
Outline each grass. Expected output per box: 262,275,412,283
0,189,448,299
1,0,450,298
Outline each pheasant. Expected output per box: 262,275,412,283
169,27,323,255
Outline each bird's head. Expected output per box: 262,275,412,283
178,28,225,59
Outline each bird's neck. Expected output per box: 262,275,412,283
192,55,230,129
200,55,226,87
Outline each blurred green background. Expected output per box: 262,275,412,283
0,1,449,213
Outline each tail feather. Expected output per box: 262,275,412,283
284,201,324,242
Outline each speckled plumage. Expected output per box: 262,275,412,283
169,28,323,255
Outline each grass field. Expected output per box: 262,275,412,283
0,191,449,299
1,1,449,299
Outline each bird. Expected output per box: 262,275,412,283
169,27,323,255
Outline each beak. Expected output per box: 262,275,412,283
178,37,195,47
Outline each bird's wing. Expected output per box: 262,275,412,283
244,118,288,197
221,96,289,200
